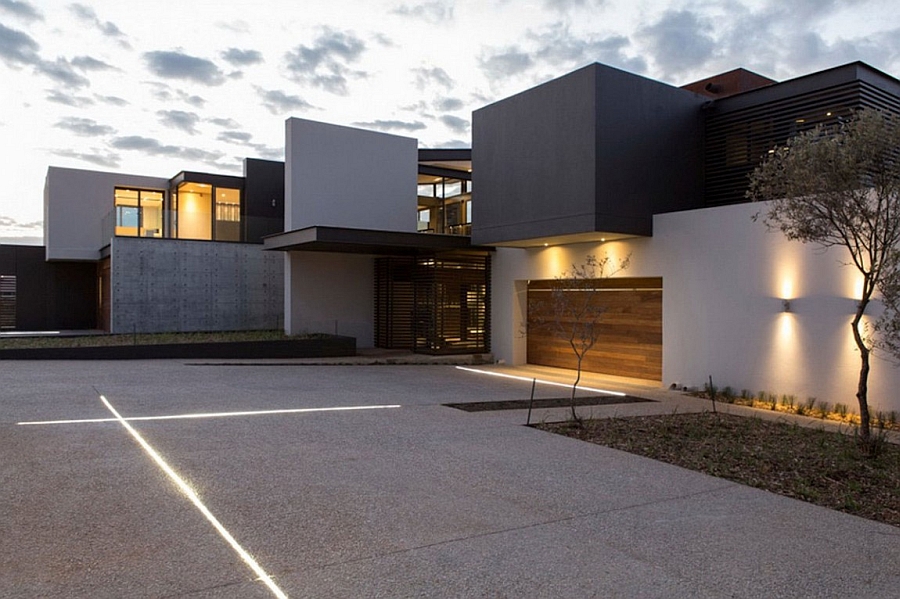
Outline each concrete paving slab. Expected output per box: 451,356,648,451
2,360,899,598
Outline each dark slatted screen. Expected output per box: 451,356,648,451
0,275,16,329
704,81,900,206
375,251,490,355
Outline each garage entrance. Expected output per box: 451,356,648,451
527,277,662,381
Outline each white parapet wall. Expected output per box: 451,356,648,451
44,166,169,261
111,237,283,334
284,118,418,233
491,201,900,413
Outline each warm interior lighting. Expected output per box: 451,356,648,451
600,238,606,242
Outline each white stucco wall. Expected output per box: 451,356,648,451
284,118,417,232
44,166,169,261
285,252,375,346
492,201,900,413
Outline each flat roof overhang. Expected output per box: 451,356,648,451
263,226,492,255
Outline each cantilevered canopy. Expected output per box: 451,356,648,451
263,226,489,255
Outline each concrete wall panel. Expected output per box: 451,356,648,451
110,238,283,333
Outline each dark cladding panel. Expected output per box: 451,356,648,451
594,66,706,233
473,63,706,245
472,65,599,245
0,245,96,330
243,158,285,242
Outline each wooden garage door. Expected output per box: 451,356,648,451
527,277,662,381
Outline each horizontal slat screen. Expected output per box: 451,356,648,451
703,81,900,206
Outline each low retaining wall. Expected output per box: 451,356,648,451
0,336,356,360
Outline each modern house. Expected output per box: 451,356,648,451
4,60,900,412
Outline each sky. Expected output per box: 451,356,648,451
2,0,900,244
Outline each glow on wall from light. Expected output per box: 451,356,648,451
763,310,808,392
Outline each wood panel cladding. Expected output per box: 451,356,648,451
527,277,662,381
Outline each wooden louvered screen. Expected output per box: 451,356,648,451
374,257,415,349
704,80,900,206
527,277,662,381
0,275,16,329
375,251,490,355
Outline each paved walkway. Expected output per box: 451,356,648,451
2,360,898,597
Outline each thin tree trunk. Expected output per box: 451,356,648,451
571,355,583,421
851,297,872,444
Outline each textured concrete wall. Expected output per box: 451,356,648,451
111,237,283,333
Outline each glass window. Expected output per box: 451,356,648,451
214,187,241,241
115,188,163,237
140,191,163,238
175,182,212,240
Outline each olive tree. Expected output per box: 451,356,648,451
531,253,630,421
747,108,900,445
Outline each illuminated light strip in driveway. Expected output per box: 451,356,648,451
454,366,626,397
17,404,401,426
97,394,290,599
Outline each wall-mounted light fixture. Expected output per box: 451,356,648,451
782,299,792,313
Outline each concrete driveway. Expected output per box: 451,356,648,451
2,360,898,598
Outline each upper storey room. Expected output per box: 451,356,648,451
470,61,900,247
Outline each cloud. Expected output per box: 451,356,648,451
0,215,42,230
413,66,454,90
0,22,39,66
351,119,426,132
429,138,469,149
433,97,463,111
46,90,94,106
51,148,120,168
439,114,469,134
95,94,127,106
72,55,113,71
110,135,226,164
68,3,126,41
209,117,241,128
637,10,716,79
157,110,200,134
178,91,206,107
54,116,116,136
221,48,263,66
392,1,453,24
542,0,603,11
251,145,284,160
527,23,646,74
256,87,316,114
217,130,253,143
284,28,367,95
144,50,226,85
147,82,207,107
36,57,90,88
217,20,250,34
0,0,42,22
478,48,534,80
